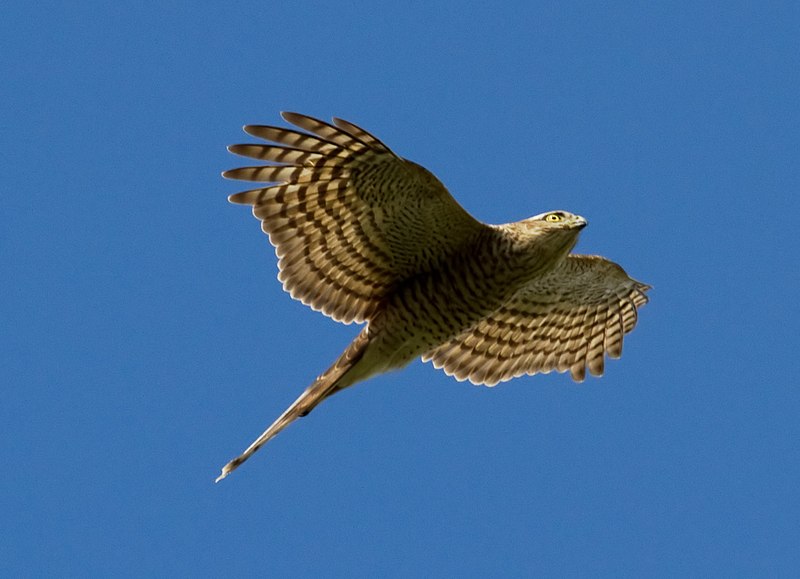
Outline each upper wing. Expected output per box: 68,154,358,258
422,255,650,385
225,112,486,324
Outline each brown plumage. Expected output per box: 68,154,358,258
216,112,650,482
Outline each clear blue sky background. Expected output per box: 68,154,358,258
3,1,798,576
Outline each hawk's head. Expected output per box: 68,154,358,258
530,210,587,230
507,210,587,264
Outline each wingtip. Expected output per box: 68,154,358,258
227,192,246,204
242,125,259,137
280,110,301,123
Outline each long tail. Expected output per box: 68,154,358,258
215,329,370,483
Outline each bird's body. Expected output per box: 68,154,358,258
368,220,586,368
216,113,649,482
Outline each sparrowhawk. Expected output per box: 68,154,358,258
216,113,650,482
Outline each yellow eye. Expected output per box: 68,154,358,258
545,213,562,222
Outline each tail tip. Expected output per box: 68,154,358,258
214,464,234,483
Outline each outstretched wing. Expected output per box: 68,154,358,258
422,255,650,385
225,112,486,324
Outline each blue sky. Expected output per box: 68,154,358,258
3,1,798,576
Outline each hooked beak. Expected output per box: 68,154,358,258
573,216,588,230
